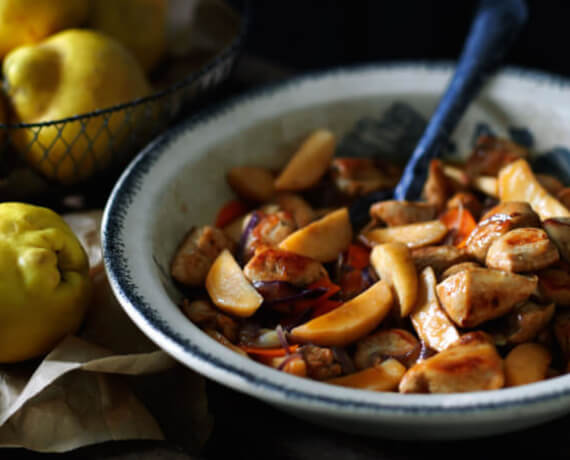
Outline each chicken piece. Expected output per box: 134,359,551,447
558,188,570,209
495,301,555,345
486,227,560,272
205,330,249,357
436,267,538,328
275,193,315,227
326,359,406,391
543,218,570,262
243,211,297,261
440,262,481,280
183,299,239,344
441,164,471,188
331,157,399,196
398,333,504,393
465,202,540,262
369,200,438,227
554,311,570,359
464,135,528,177
504,343,551,387
410,267,460,352
171,226,236,286
301,345,343,380
537,174,565,196
446,192,483,220
354,329,420,369
422,159,455,211
538,268,570,306
411,245,472,276
243,247,327,287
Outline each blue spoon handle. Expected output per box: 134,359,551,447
392,0,528,201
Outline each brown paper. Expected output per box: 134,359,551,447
0,210,213,453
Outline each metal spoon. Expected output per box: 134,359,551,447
349,0,528,229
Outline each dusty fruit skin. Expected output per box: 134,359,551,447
0,202,91,362
3,29,151,184
0,0,88,58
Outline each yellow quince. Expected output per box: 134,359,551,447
89,0,167,72
0,202,91,363
3,29,151,184
0,0,88,58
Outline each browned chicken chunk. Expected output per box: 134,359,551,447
398,332,504,393
441,262,481,280
301,345,343,380
446,192,483,219
436,267,538,328
538,268,570,306
554,311,570,359
182,299,239,342
485,227,560,272
411,245,472,275
464,135,528,178
496,301,556,345
543,218,570,262
369,200,438,227
171,226,235,286
331,157,399,196
243,247,327,286
275,193,316,227
244,211,297,261
465,202,540,262
354,329,420,370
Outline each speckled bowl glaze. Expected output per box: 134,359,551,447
102,64,570,440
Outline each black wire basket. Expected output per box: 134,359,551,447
0,0,250,188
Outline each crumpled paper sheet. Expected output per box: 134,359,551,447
0,210,213,453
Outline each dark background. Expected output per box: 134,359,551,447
244,0,570,77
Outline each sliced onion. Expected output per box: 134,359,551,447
276,324,290,353
237,211,262,265
253,281,327,305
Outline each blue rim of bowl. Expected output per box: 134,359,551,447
103,62,570,415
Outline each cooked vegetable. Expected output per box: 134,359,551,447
279,208,352,262
215,200,250,229
439,207,477,247
399,333,504,393
422,159,455,211
471,176,498,198
354,329,420,369
410,267,460,352
536,174,565,196
498,301,555,345
485,227,559,272
327,358,406,391
275,130,336,191
205,249,264,317
559,188,570,209
241,211,297,263
498,159,570,220
436,267,538,328
464,135,528,177
362,220,448,249
543,218,570,262
290,280,393,347
504,343,551,387
171,226,235,286
370,243,418,316
369,200,437,226
446,192,483,219
331,158,399,196
227,166,275,202
440,261,481,280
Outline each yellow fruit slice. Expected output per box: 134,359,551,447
279,208,352,262
370,243,418,316
362,220,448,249
498,159,570,220
274,130,336,191
205,249,263,317
326,358,406,391
290,280,393,346
504,343,551,387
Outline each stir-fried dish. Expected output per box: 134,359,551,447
171,129,570,394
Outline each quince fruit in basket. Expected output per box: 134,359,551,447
0,0,88,58
89,0,167,72
0,202,91,363
3,29,152,184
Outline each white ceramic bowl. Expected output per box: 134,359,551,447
102,64,570,440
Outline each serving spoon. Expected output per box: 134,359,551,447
349,0,528,229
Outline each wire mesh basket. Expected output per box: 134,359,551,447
0,0,250,188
